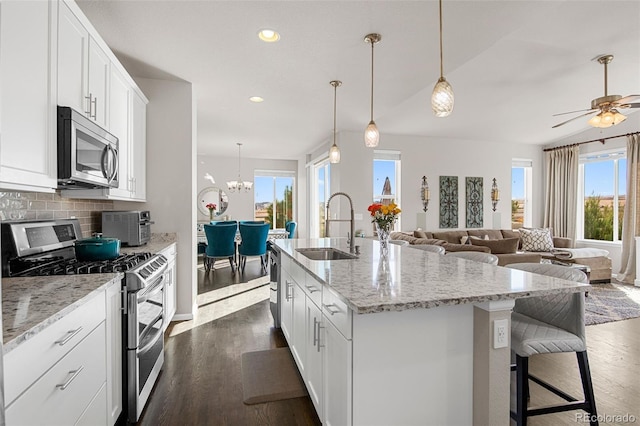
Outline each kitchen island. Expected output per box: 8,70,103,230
275,238,590,426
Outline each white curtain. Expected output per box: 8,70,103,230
618,133,640,284
544,145,579,240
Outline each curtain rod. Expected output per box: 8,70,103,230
543,131,640,152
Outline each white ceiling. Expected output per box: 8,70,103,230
76,0,640,160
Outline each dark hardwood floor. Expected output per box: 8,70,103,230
139,258,639,426
137,259,321,426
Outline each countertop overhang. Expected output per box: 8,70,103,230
275,238,590,314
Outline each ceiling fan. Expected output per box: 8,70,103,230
552,54,640,129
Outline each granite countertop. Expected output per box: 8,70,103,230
2,273,123,353
120,232,177,255
275,238,590,314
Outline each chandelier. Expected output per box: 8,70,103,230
227,143,253,192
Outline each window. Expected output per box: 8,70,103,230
579,151,626,241
512,160,532,228
373,151,401,230
253,171,295,229
310,160,331,238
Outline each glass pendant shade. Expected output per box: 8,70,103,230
431,77,454,117
329,143,340,163
364,120,380,147
588,110,626,128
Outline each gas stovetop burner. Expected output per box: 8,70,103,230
14,252,155,277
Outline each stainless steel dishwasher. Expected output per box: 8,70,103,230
267,241,281,328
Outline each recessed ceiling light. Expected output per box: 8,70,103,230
249,96,264,103
258,29,280,42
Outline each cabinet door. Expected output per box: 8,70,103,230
306,300,324,421
58,1,88,114
105,281,123,425
87,37,110,128
130,92,147,200
0,0,57,191
108,66,131,198
161,243,177,330
323,319,352,426
280,271,294,342
291,282,307,376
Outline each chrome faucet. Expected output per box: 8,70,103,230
325,192,355,254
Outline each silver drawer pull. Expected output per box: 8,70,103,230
323,304,340,315
55,326,83,346
56,366,84,390
305,285,320,293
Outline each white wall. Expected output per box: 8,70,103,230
115,77,197,320
197,155,298,223
321,131,544,236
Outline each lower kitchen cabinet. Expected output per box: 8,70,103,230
323,318,352,426
280,270,294,342
105,280,123,424
291,281,307,374
160,243,177,329
305,298,324,421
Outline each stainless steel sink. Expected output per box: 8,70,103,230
296,247,357,261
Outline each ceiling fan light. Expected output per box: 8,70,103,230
612,110,627,125
431,77,454,117
364,120,380,147
329,143,341,163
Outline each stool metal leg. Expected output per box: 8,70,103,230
577,351,599,426
515,354,528,426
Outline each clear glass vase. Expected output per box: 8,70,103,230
375,222,390,259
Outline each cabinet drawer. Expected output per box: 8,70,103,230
282,255,305,285
6,322,107,426
322,287,352,340
4,291,106,405
303,274,323,309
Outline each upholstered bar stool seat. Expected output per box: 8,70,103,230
446,251,498,265
409,244,445,255
507,263,598,426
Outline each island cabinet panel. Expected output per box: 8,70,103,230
322,318,352,426
291,280,307,375
0,0,57,192
280,270,294,342
305,295,324,422
351,305,474,426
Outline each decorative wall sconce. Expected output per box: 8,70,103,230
421,176,430,212
491,178,500,211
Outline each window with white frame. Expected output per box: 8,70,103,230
253,171,295,230
310,159,331,238
578,150,626,241
373,151,401,230
511,159,532,228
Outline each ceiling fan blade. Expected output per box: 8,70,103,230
620,102,640,109
552,108,596,117
552,110,598,128
617,95,640,104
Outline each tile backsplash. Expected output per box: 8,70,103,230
0,191,113,237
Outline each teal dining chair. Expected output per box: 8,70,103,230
239,220,265,225
238,222,270,274
285,221,297,239
203,222,238,273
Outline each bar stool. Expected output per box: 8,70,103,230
408,244,445,255
507,263,598,426
446,251,498,265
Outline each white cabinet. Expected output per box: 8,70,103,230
0,0,57,192
105,280,123,425
280,270,294,342
4,288,110,426
130,92,147,200
58,1,109,127
107,66,131,198
291,281,307,374
306,297,324,421
160,243,178,330
323,318,352,426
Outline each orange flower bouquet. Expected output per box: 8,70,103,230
368,202,401,258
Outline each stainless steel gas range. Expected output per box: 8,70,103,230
1,218,167,424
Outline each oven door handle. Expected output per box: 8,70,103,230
138,315,164,356
138,271,166,303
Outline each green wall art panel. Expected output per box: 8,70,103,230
465,177,483,228
439,176,458,228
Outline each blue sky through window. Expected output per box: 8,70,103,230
373,160,396,197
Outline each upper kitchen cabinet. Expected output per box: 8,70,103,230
130,92,147,201
58,1,109,128
0,0,58,192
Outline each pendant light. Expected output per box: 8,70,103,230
226,143,253,192
329,80,342,164
431,0,454,117
364,33,381,147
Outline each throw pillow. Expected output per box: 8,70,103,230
519,228,554,252
469,237,519,254
414,230,429,239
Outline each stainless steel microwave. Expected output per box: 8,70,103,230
57,106,119,189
